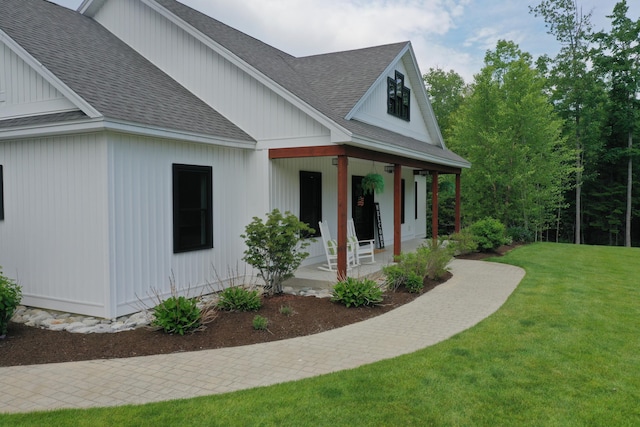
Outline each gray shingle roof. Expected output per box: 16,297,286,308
1,0,467,166
0,0,254,143
154,0,468,167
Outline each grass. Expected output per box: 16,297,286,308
2,243,639,426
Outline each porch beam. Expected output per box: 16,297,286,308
337,155,348,278
269,146,346,159
269,145,462,175
455,173,461,233
431,171,439,242
394,163,402,257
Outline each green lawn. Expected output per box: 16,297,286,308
3,243,639,426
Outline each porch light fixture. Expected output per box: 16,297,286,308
384,165,395,173
331,158,338,166
417,170,428,176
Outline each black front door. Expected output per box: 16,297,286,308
352,176,375,241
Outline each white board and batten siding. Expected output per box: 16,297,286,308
0,134,110,316
107,134,263,317
92,0,330,145
0,41,77,120
0,130,264,318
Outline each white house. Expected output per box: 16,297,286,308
0,0,469,318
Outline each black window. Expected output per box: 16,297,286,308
300,171,322,237
387,71,410,121
173,164,213,253
0,165,4,221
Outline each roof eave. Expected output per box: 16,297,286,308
350,134,470,170
0,117,257,148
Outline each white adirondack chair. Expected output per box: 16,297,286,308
347,218,375,265
318,220,357,271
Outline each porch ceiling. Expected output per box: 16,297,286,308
268,145,462,174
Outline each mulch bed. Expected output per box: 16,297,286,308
1,245,518,368
0,275,449,367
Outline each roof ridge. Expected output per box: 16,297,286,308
295,41,409,61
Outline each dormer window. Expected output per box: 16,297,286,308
387,71,410,121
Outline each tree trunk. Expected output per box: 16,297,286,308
575,122,582,245
625,131,633,247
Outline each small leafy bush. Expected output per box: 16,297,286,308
384,243,453,291
426,243,455,280
279,305,293,316
468,218,508,252
382,264,406,291
217,286,262,311
448,229,479,255
404,272,424,293
242,209,315,295
252,315,269,330
332,277,383,307
152,295,201,336
0,268,21,338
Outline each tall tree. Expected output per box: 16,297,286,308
531,0,606,244
423,68,467,233
591,0,640,247
448,41,573,238
422,67,467,141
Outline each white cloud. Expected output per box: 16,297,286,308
196,0,459,56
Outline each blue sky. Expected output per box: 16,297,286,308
51,0,638,82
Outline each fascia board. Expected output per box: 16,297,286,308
140,0,350,139
0,29,102,119
402,44,449,150
78,0,108,15
0,117,257,149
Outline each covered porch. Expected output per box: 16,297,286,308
270,145,463,280
284,237,428,292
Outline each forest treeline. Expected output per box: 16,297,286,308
425,0,639,247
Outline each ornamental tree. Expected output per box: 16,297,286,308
241,209,314,295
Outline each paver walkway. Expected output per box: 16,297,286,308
0,259,525,414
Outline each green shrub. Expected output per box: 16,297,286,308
468,218,508,252
152,295,201,336
217,286,262,311
332,277,383,308
397,246,431,277
383,243,454,291
426,243,455,280
242,209,315,295
382,264,406,291
252,315,269,330
404,272,424,293
0,268,21,338
448,229,479,255
279,305,293,316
